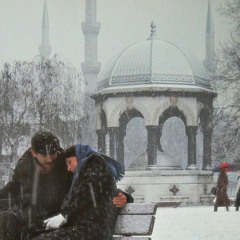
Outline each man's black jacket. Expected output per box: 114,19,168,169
0,148,72,227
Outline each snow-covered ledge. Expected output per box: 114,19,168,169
132,194,145,203
160,196,189,206
200,195,215,205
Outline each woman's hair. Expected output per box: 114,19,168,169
65,145,76,158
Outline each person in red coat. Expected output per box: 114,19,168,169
214,167,230,212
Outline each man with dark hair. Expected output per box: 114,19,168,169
0,131,131,239
0,131,72,239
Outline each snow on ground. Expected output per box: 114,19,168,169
151,206,239,240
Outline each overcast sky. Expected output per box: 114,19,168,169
0,0,232,71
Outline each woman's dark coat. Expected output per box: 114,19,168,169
33,154,121,240
215,171,230,207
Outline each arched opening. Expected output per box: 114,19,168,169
161,117,188,169
157,107,187,169
118,109,147,169
124,117,147,169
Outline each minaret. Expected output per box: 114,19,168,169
39,0,52,59
81,0,101,93
203,0,216,74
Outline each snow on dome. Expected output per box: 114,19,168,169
97,23,211,93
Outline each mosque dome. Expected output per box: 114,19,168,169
96,23,212,94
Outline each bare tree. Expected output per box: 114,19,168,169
29,55,87,147
0,55,89,167
212,0,240,164
26,56,83,144
0,62,32,162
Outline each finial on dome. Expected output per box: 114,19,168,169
148,21,157,40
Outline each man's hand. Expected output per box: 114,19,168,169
113,192,127,208
44,214,67,229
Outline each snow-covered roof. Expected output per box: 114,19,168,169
95,83,216,95
97,23,212,94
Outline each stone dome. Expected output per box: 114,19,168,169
97,23,212,93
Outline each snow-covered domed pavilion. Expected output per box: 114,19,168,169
93,22,216,172
98,24,211,93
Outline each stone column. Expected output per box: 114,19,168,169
186,126,198,170
96,129,106,154
108,127,118,159
116,129,125,166
146,126,158,169
0,124,3,156
157,124,163,152
202,128,213,170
